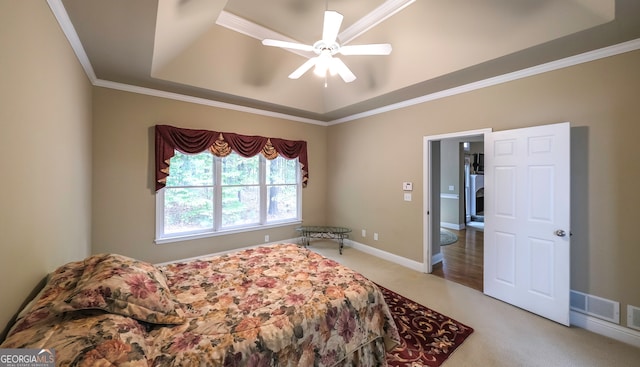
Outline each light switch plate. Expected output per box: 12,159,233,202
404,193,412,201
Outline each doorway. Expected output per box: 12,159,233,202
430,134,485,291
424,123,571,325
422,128,490,278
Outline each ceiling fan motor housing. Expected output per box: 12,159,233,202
313,40,340,56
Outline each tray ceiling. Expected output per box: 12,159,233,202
58,0,640,122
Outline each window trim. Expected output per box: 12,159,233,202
155,153,302,244
154,219,302,245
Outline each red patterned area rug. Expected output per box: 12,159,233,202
379,285,474,367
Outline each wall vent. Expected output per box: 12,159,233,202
627,305,640,331
570,290,620,324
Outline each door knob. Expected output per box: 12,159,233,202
554,229,566,237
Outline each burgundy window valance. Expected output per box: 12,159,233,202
155,125,309,191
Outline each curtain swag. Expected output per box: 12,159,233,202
155,125,309,191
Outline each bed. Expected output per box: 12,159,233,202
0,244,400,366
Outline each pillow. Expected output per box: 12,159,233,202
55,254,185,325
5,259,88,338
2,311,152,367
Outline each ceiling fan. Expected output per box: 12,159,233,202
261,9,393,83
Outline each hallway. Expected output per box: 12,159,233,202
432,226,484,292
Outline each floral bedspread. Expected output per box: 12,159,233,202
1,244,400,366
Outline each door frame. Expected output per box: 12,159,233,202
423,128,491,273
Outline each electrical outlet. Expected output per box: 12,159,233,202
264,235,269,243
449,185,454,191
362,229,366,237
374,233,379,241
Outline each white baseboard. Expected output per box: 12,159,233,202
441,222,465,230
347,240,640,348
570,310,640,348
345,240,424,272
432,252,443,265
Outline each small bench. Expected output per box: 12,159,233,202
295,226,352,254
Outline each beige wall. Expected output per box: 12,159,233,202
91,88,328,264
440,139,464,227
327,49,640,326
3,0,640,339
0,1,92,335
441,139,484,227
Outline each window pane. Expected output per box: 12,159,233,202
164,187,213,233
221,153,259,185
221,186,259,227
267,185,297,221
166,151,213,187
159,149,302,241
266,156,298,184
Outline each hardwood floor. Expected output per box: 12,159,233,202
432,226,484,292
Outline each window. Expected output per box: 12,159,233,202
156,151,301,243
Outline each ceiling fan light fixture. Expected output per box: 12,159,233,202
262,3,399,84
313,63,327,77
313,49,333,77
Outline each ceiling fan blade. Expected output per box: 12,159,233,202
262,39,314,52
288,57,318,79
330,57,356,83
322,10,343,44
340,43,392,55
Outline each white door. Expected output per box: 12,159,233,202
484,122,571,325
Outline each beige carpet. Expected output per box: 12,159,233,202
308,241,640,367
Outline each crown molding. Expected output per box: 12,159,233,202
93,79,328,126
48,0,640,128
328,37,640,125
47,0,97,83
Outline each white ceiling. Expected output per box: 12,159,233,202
58,0,640,122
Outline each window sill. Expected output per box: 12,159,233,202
155,220,302,245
